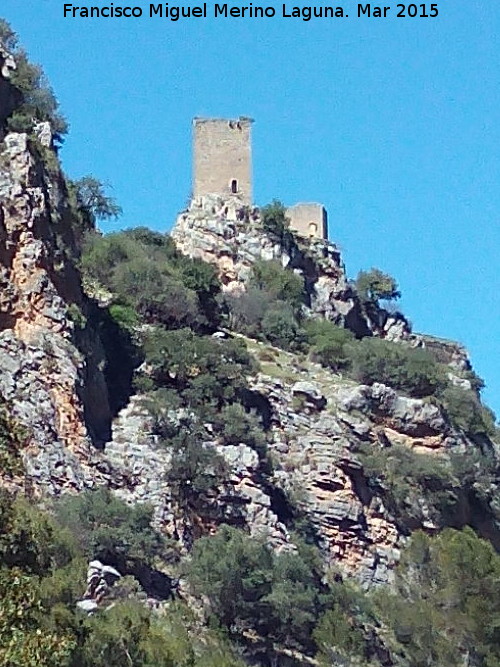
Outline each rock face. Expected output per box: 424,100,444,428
249,372,402,587
0,125,113,490
77,560,122,612
98,356,478,587
104,397,291,552
172,195,410,339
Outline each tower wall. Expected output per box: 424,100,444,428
193,117,253,204
286,203,328,239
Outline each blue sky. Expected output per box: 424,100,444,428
2,1,499,414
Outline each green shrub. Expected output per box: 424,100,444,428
0,495,76,576
0,567,76,667
265,548,321,649
188,526,327,650
349,338,445,398
251,259,305,310
375,528,500,667
113,258,200,328
165,427,228,507
226,260,305,346
440,386,497,438
304,319,355,371
74,598,245,667
81,231,133,286
360,444,457,527
355,267,400,304
0,18,17,50
81,228,222,330
141,388,182,439
0,404,25,476
124,226,177,250
1,20,67,140
71,600,151,667
188,524,274,632
54,488,166,572
141,328,254,411
67,302,87,329
261,301,302,350
225,287,274,337
215,403,267,456
258,347,278,362
108,303,139,331
177,255,221,327
260,200,291,240
314,594,369,664
71,176,122,226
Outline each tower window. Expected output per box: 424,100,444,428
231,179,238,194
309,222,318,237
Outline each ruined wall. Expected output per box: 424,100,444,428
193,117,253,204
286,202,328,239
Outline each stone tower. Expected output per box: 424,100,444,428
286,203,328,240
193,117,253,204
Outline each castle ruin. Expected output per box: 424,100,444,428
193,117,253,204
192,117,328,240
286,202,328,240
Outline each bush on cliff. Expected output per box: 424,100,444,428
260,301,303,350
349,337,446,398
374,528,500,667
313,582,372,665
214,402,267,456
225,287,274,338
165,426,228,508
82,228,222,330
187,525,324,650
70,176,122,227
54,488,166,572
0,19,67,140
0,567,76,667
140,327,254,412
225,259,306,349
355,267,401,305
304,319,355,371
359,444,458,528
250,259,305,311
260,200,293,242
440,385,498,439
0,402,25,477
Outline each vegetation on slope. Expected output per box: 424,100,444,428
1,19,499,666
2,489,499,667
74,220,500,665
0,19,67,140
0,491,246,667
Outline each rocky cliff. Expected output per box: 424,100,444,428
0,38,498,609
172,194,412,341
0,51,112,492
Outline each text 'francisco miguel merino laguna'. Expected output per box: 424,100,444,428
63,4,440,20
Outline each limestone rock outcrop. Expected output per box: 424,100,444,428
250,371,402,586
172,195,410,339
104,397,290,552
0,128,112,491
77,560,123,612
